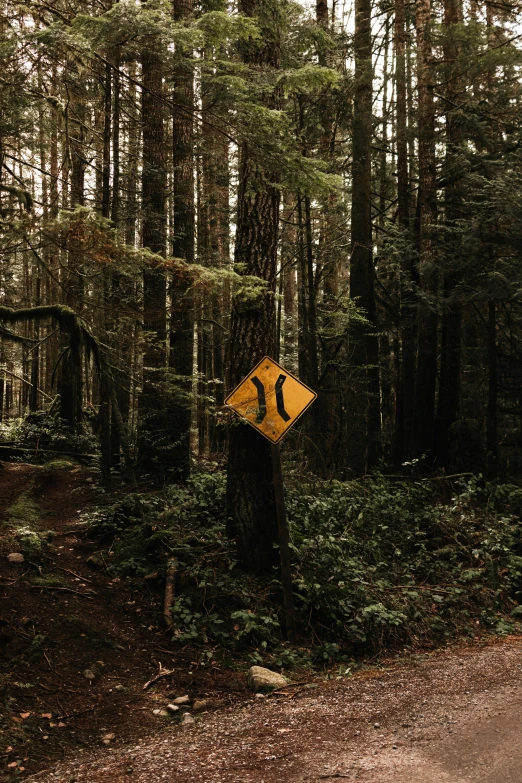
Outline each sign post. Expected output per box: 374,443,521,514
271,441,297,644
225,356,317,643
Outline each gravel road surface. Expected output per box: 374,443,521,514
30,637,522,783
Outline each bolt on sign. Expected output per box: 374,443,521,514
225,356,317,444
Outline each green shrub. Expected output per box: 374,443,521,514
83,470,522,664
1,411,98,458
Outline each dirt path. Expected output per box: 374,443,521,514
0,462,246,781
27,637,522,783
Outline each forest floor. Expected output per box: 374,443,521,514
2,461,522,783
0,460,248,782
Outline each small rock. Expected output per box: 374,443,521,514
193,699,208,712
115,684,125,692
166,704,180,714
374,722,380,728
7,552,24,563
152,709,168,717
181,713,195,726
392,745,398,749
171,695,190,705
102,733,115,744
83,669,96,681
255,693,266,699
247,666,288,693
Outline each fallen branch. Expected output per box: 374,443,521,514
57,704,98,721
54,528,89,536
389,585,458,594
56,566,93,583
30,585,97,598
143,665,175,691
269,680,313,695
0,570,30,587
0,444,97,459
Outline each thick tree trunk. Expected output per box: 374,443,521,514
60,77,85,430
168,0,195,480
349,0,381,473
434,0,464,467
226,148,280,574
226,0,282,574
138,48,168,479
393,0,415,464
124,63,140,248
411,0,438,460
109,50,126,469
101,62,111,220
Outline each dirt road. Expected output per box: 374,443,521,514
30,637,522,783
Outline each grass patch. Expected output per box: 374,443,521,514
43,458,79,471
31,574,66,588
5,492,40,528
4,490,53,559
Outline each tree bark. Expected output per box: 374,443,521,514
411,0,438,460
487,300,498,477
60,73,85,430
393,0,414,465
226,0,282,575
168,0,195,481
349,0,381,473
434,0,464,467
138,47,168,479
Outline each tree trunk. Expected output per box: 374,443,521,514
487,300,498,477
434,0,464,467
226,148,281,573
226,0,283,575
411,0,438,460
393,0,414,465
349,0,381,473
60,74,85,430
168,0,195,481
138,48,168,479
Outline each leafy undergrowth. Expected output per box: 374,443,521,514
84,468,522,668
2,458,522,781
0,412,98,463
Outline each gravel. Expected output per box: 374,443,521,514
27,637,522,783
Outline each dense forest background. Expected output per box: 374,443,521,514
2,0,522,560
3,0,522,693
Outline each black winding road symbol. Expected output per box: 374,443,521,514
251,374,291,424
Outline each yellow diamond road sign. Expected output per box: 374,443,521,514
225,356,317,444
